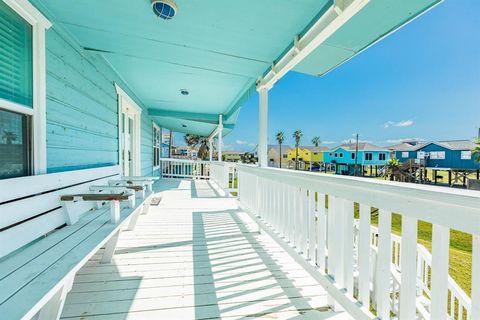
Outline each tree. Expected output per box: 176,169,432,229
386,158,401,181
275,131,285,168
184,134,209,160
293,129,303,170
311,136,321,147
473,138,480,163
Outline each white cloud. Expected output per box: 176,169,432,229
385,137,426,144
383,120,414,128
235,140,248,145
322,141,337,144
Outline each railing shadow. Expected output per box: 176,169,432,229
190,209,336,319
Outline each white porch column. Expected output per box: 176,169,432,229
217,115,223,161
258,88,268,167
209,139,213,161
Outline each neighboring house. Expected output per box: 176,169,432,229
391,140,480,170
222,151,242,162
389,142,426,160
287,146,328,170
268,144,291,168
324,143,390,175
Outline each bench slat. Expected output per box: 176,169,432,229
0,166,120,203
0,209,106,280
0,208,111,304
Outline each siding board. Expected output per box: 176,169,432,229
44,26,154,175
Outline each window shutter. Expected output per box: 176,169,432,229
0,1,33,107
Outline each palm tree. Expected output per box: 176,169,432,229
311,136,321,147
293,129,303,170
473,138,480,163
275,131,285,168
184,134,209,160
386,158,401,181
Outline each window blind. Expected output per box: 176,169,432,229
0,1,33,108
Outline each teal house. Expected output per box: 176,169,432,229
324,143,390,175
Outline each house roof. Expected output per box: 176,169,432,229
32,0,441,137
330,143,388,152
434,140,477,151
302,146,329,152
388,142,426,151
268,145,292,154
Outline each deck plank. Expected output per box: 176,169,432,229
61,179,352,320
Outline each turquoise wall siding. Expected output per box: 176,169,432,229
44,26,154,175
324,148,389,166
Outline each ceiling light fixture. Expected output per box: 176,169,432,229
151,0,178,20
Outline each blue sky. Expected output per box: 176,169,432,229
179,0,480,151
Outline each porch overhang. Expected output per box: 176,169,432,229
32,0,442,137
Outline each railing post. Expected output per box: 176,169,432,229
430,224,450,320
472,235,480,320
376,209,392,319
258,87,268,167
399,216,418,320
358,204,371,308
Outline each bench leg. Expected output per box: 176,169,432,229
127,208,141,231
141,200,151,215
62,201,79,225
110,200,120,224
38,274,74,320
101,230,120,264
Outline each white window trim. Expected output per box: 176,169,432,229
1,0,51,175
153,122,161,170
115,83,142,176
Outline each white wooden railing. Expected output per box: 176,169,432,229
159,158,210,179
237,165,480,320
210,161,239,194
367,226,472,320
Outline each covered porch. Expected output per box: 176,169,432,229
60,179,350,320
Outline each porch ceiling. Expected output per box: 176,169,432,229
34,0,440,136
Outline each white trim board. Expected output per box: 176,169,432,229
115,84,142,176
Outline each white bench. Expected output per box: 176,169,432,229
0,166,156,320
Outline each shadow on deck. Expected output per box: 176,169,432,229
60,179,351,320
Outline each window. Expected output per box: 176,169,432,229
379,153,386,161
365,153,373,161
0,109,31,178
430,151,445,160
0,1,50,179
282,154,287,159
153,123,160,167
339,153,343,158
461,151,472,160
402,152,409,158
351,153,355,160
334,153,338,157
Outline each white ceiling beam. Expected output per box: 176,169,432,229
256,0,369,91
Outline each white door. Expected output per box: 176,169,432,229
120,103,140,176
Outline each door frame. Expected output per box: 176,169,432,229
115,84,142,176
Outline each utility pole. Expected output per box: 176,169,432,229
354,134,359,176
168,130,173,158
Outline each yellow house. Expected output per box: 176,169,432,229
287,146,328,169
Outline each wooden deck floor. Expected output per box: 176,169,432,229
61,179,352,320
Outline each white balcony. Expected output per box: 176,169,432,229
52,159,479,320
